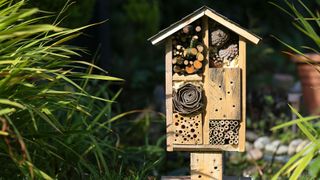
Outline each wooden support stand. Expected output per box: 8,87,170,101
191,152,223,180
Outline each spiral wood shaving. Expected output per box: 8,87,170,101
173,83,203,115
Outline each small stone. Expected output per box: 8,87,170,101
265,140,281,154
243,166,259,177
254,136,270,150
246,131,258,142
296,140,310,153
246,148,263,161
246,142,253,151
288,139,303,155
276,145,289,155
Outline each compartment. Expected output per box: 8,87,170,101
207,68,241,120
171,19,206,76
208,19,239,68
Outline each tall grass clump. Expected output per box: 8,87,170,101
0,0,141,179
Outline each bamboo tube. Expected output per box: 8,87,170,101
176,45,183,50
195,26,202,32
213,131,219,136
225,121,230,126
234,140,239,144
233,121,239,126
182,25,193,34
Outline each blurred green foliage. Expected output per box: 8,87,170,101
28,0,95,27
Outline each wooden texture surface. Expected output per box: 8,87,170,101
207,68,241,120
150,11,205,45
172,144,238,151
166,38,174,151
238,37,246,152
190,152,223,180
202,16,210,145
173,113,202,145
173,73,203,81
204,10,260,44
161,176,251,180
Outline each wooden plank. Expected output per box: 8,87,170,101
161,176,190,180
173,144,238,152
238,37,246,152
191,152,223,180
204,10,260,44
151,12,205,45
207,68,241,120
166,38,174,152
172,113,203,145
172,73,203,81
161,176,251,180
202,16,210,145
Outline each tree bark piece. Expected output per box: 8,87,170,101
173,83,203,115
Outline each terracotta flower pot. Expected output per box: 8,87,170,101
291,53,320,115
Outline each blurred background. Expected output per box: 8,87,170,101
26,0,320,178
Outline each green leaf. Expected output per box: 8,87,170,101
0,108,15,116
0,99,25,109
308,156,320,178
290,148,315,180
79,74,124,81
271,115,320,131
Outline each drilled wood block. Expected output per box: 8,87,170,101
191,153,223,180
207,68,241,120
173,113,202,145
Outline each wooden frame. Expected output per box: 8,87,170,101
151,5,261,180
162,10,259,152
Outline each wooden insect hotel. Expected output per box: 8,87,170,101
149,6,261,180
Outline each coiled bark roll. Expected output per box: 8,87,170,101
173,83,203,115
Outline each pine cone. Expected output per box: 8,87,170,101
218,44,238,61
211,29,229,48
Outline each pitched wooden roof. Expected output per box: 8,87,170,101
149,6,261,45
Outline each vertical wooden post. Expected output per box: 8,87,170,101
166,38,174,151
202,15,210,145
191,152,223,180
238,37,246,151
